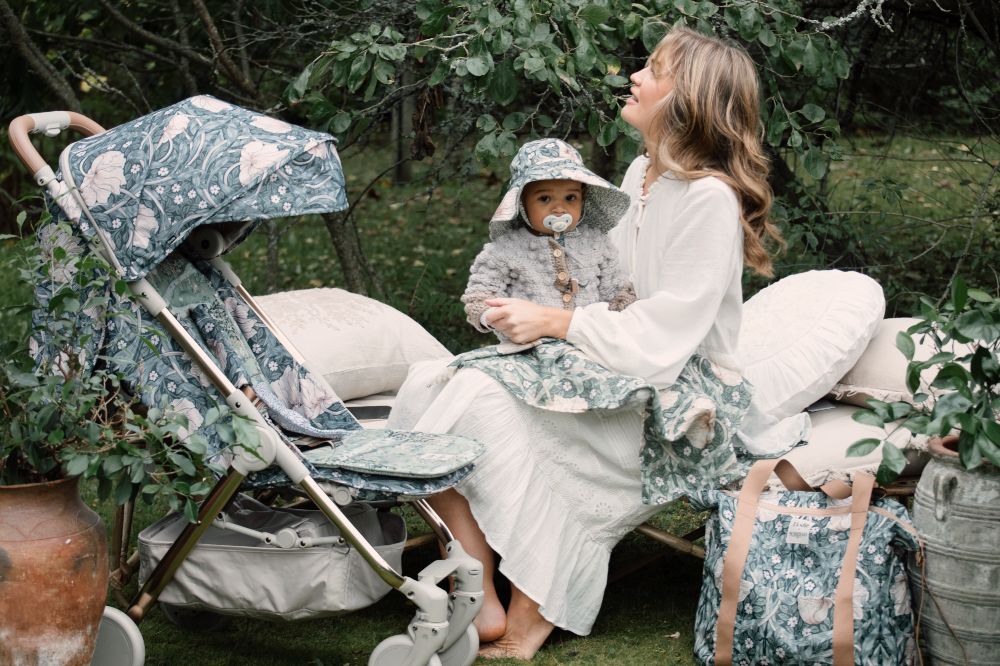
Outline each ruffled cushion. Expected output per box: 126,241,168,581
255,288,451,400
739,270,885,419
828,317,963,408
777,404,927,487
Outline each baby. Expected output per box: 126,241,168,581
462,138,635,344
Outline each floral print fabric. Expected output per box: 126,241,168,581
489,138,631,240
58,95,348,280
688,488,918,665
449,339,784,503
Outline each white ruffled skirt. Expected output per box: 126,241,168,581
388,358,664,635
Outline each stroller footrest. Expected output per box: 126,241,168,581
302,429,483,479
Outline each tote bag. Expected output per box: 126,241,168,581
691,459,919,665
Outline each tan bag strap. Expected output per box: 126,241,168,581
714,459,874,666
832,471,875,665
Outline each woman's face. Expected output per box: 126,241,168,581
622,54,675,143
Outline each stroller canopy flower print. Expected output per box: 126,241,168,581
57,95,347,281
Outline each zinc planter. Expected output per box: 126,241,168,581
0,476,108,665
910,435,1000,665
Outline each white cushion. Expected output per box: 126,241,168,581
828,317,925,407
739,270,885,419
777,404,926,487
255,288,451,400
828,317,969,408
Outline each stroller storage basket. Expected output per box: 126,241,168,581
138,497,405,620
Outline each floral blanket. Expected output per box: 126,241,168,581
451,340,783,504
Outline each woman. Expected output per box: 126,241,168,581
388,26,794,659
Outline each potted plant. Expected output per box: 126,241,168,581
0,213,221,665
847,277,999,664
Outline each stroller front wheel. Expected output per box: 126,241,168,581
437,624,479,666
159,603,232,632
368,634,443,666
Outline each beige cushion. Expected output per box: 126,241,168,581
827,317,969,409
255,288,451,400
778,404,927,487
739,270,885,420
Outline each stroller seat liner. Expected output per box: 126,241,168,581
302,428,484,479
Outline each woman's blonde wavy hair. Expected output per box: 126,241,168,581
646,27,782,277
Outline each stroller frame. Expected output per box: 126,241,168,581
10,109,483,666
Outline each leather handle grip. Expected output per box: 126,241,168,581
8,112,105,181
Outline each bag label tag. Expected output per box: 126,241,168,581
786,515,812,545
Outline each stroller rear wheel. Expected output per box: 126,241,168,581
159,603,232,632
368,634,443,666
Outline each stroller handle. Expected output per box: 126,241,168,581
9,112,105,185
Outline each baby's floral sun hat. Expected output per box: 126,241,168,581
489,138,631,240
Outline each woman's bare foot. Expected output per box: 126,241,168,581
477,587,554,660
475,593,507,644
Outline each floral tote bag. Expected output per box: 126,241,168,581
690,459,919,665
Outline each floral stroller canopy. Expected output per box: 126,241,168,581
55,95,347,280
32,98,481,500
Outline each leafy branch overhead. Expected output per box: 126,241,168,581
287,0,863,172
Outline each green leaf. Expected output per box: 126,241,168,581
428,59,450,87
64,454,90,477
955,310,1000,342
799,103,826,123
329,111,352,134
168,451,197,476
114,479,134,505
476,114,497,132
966,288,994,303
846,438,881,457
466,55,490,77
851,409,886,428
501,112,527,130
951,276,968,311
474,132,498,163
183,499,199,524
641,20,667,51
895,331,915,361
984,418,1000,446
803,147,827,179
977,429,1000,467
287,61,315,102
788,129,802,148
876,442,907,485
623,13,643,39
580,4,612,25
596,120,619,147
487,61,519,105
757,26,776,47
347,53,371,92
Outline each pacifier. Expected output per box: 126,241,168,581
542,213,573,233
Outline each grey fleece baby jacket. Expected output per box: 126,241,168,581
462,227,636,335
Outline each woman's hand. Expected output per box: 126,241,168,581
484,298,573,343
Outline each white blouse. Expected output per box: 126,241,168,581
567,155,744,387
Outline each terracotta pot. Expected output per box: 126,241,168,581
0,476,108,665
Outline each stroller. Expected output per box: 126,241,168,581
9,97,484,666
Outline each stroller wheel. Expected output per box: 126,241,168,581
369,634,443,666
437,625,479,666
159,603,232,632
91,606,145,666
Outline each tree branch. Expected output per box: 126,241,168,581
95,0,212,68
170,0,200,96
190,0,259,98
0,0,80,111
